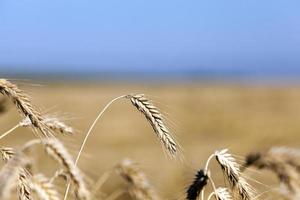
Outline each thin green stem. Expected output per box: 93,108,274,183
63,95,126,200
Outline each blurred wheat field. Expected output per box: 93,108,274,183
0,81,299,199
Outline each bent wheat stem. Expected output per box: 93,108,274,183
201,154,215,200
63,95,126,200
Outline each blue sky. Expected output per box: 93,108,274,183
0,0,300,74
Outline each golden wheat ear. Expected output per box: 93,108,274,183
116,158,160,200
126,94,178,158
0,147,33,200
21,138,90,200
215,149,255,200
245,147,300,195
0,152,30,200
0,79,51,137
43,139,90,200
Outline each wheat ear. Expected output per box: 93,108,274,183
126,94,178,158
29,174,60,200
245,147,300,194
215,149,255,200
0,79,51,137
0,147,33,200
0,153,29,200
186,169,208,200
116,158,159,200
43,139,90,200
65,94,178,199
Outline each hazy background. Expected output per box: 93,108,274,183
0,1,300,199
1,0,300,80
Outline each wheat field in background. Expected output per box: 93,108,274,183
0,80,299,199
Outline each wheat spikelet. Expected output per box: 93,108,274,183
43,138,90,200
0,153,29,200
235,177,255,200
186,169,208,200
126,94,178,158
213,187,232,200
20,116,74,135
0,79,51,137
215,149,254,200
29,174,60,200
0,147,15,162
116,158,159,200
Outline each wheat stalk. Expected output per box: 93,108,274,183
0,79,51,137
186,169,209,200
116,158,159,200
29,174,60,200
126,94,178,158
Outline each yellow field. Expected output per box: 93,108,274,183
0,81,299,199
